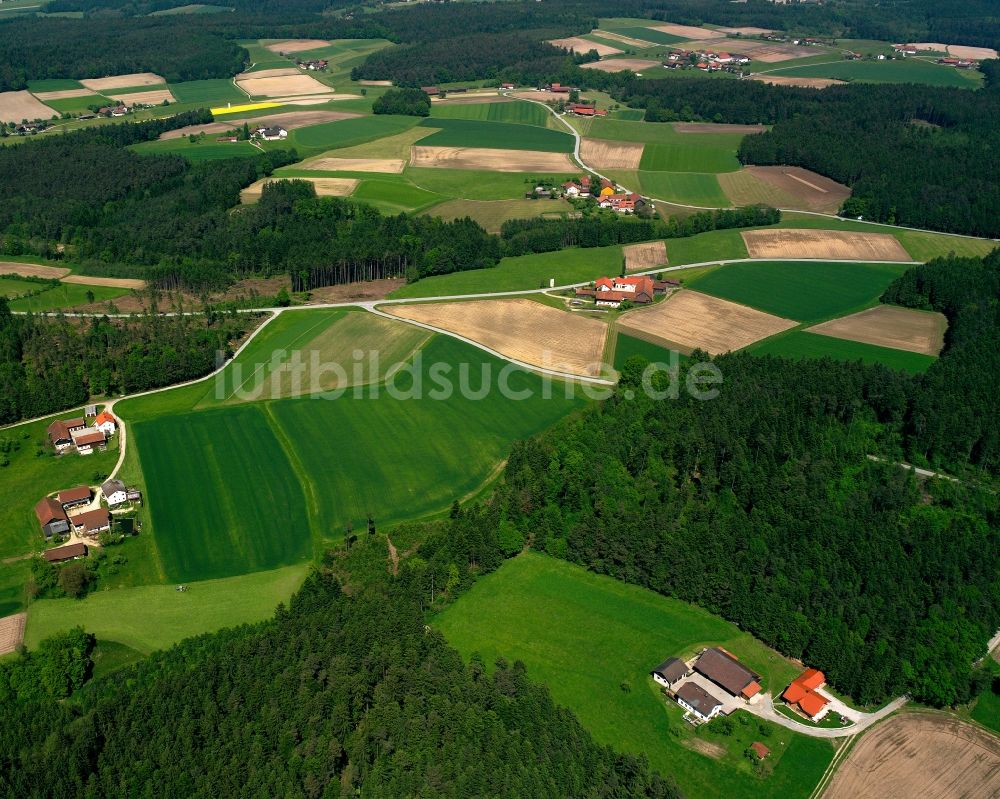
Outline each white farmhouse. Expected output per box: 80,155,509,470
101,479,129,507
675,682,724,723
94,411,117,435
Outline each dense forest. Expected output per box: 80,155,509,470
371,87,430,117
0,570,678,799
0,298,261,425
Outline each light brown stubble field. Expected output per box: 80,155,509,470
410,146,575,172
580,138,644,169
623,241,668,271
808,306,947,355
241,177,358,202
581,59,662,73
236,74,331,97
80,73,164,91
0,90,57,122
0,613,26,656
738,167,851,213
548,37,622,57
742,229,912,261
264,39,331,54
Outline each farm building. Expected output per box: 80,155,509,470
675,681,724,723
255,126,288,141
750,742,770,760
42,542,88,563
421,86,440,96
693,647,762,700
71,507,111,537
562,182,581,197
34,498,70,539
501,82,515,90
298,59,328,70
567,103,607,117
548,82,571,93
57,486,91,510
94,411,117,435
71,428,107,455
47,418,86,450
782,668,830,719
594,276,655,307
651,657,689,688
599,192,646,214
101,479,128,507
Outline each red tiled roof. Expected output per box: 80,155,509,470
798,691,829,718
783,681,807,704
35,497,68,526
73,507,110,532
72,430,106,447
43,543,88,562
750,742,770,759
741,681,762,699
58,486,91,505
797,668,825,691
95,411,116,426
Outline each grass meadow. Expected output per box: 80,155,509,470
749,330,936,373
405,168,579,201
352,179,445,213
639,137,743,173
640,171,729,206
435,552,833,799
772,57,981,88
0,277,43,297
688,260,910,322
429,99,550,127
286,115,420,154
417,118,576,152
168,78,248,105
613,332,685,371
9,282,129,312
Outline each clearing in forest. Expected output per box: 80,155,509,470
0,90,56,121
618,290,796,354
241,176,358,202
581,59,661,73
383,298,609,377
623,241,667,271
808,305,947,355
80,73,165,91
549,36,622,57
409,146,575,172
580,138,644,169
822,713,1000,799
0,612,26,656
742,229,911,261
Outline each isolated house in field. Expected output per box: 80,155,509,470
48,418,86,450
71,428,106,455
94,411,117,435
693,647,762,700
782,668,830,719
750,742,770,760
255,126,287,141
101,479,128,507
42,542,88,563
58,486,92,510
651,657,689,688
35,497,70,539
675,681,724,722
71,507,111,537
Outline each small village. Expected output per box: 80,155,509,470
525,172,651,214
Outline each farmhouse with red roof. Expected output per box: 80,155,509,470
782,668,830,720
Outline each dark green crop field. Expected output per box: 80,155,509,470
749,330,936,373
417,118,576,152
429,99,550,127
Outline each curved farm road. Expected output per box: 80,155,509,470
745,692,908,739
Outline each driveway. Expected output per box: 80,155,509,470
746,692,908,738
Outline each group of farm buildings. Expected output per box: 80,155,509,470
575,275,678,309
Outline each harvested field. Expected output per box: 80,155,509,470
109,88,174,105
241,176,357,202
822,713,1000,799
624,241,667,271
33,87,96,100
592,29,655,48
306,278,405,304
236,67,300,79
383,298,609,377
0,612,26,656
549,36,622,57
650,23,719,40
717,26,773,36
580,137,644,169
753,75,844,89
160,109,359,140
742,229,911,261
582,59,661,73
432,93,512,105
740,166,850,213
808,305,946,355
267,94,357,104
63,275,145,289
329,126,435,159
303,157,405,173
947,44,998,60
0,90,55,122
264,39,331,54
236,73,330,97
904,42,949,52
674,122,766,134
718,170,800,209
511,90,577,103
410,145,574,172
358,79,392,86
80,73,164,91
0,261,69,279
618,290,796,355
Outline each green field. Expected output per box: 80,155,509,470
41,95,107,114
131,138,262,161
584,117,688,144
417,118,575,152
352,178,445,213
639,137,743,173
971,676,1000,735
26,78,84,92
689,260,910,322
603,25,685,45
133,404,312,581
429,99,550,127
0,277,42,297
773,57,981,88
425,197,574,232
749,330,936,373
436,552,833,799
389,245,625,298
24,564,309,653
613,332,685,371
640,171,729,206
405,167,579,201
168,78,248,105
9,282,130,312
666,228,749,264
287,114,420,153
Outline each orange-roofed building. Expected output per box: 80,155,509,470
798,691,829,719
782,681,807,704
741,681,761,700
797,668,825,691
94,411,117,435
782,667,830,720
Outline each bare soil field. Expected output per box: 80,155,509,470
304,157,405,173
740,166,850,213
0,90,57,122
270,94,357,104
237,67,300,79
718,170,799,209
160,109,358,140
906,42,949,52
80,73,164,91
624,241,668,271
358,80,393,87
241,176,358,202
410,145,575,172
63,275,146,289
717,26,774,36
511,90,578,103
581,59,661,73
753,75,845,88
592,29,655,48
432,93,512,105
549,36,622,57
0,613,26,656
674,122,766,134
822,713,1000,799
651,23,719,39
742,229,911,261
384,298,609,377
580,137,644,169
33,88,97,100
745,45,821,63
110,88,174,105
618,290,796,354
0,262,69,279
236,74,330,97
306,278,405,304
947,44,998,60
264,39,331,54
809,305,946,355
